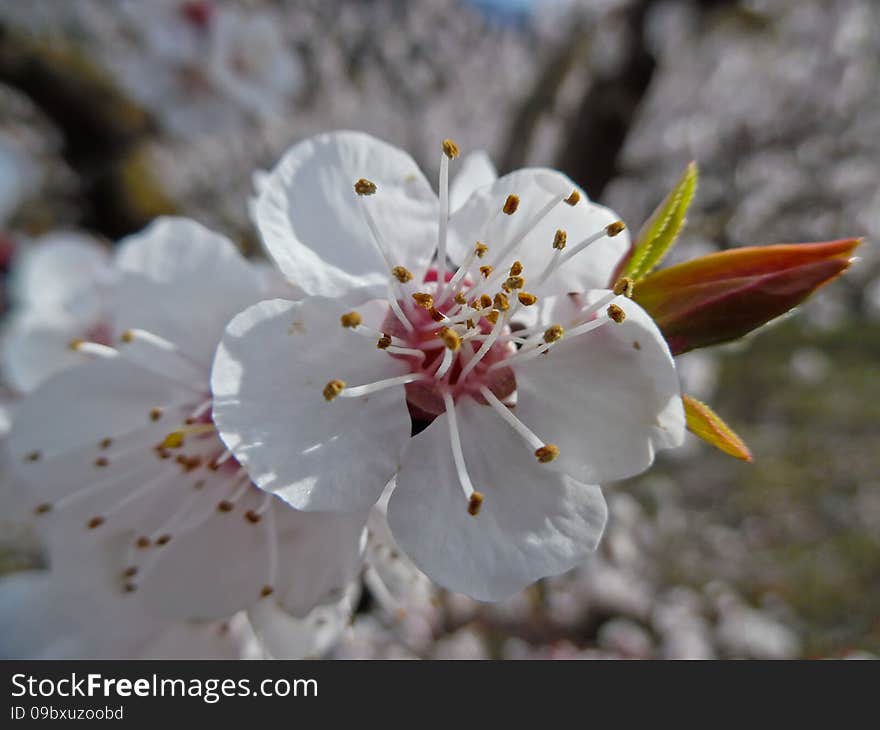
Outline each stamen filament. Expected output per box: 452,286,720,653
337,373,426,398
479,386,543,451
458,312,506,382
442,392,480,512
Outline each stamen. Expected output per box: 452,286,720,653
442,138,460,159
509,260,523,276
564,190,580,206
437,140,458,285
553,229,567,250
440,327,461,351
340,311,362,328
475,242,489,258
454,292,468,305
543,324,564,343
613,277,635,298
442,392,481,515
354,178,377,196
503,195,520,215
504,276,525,290
459,312,506,382
606,220,627,237
479,386,553,459
323,380,346,401
518,292,537,306
385,345,426,360
392,266,413,283
386,281,415,333
493,292,510,311
434,346,455,380
337,373,425,398
486,309,500,325
377,334,392,349
480,294,493,309
607,304,626,323
479,265,493,278
68,340,117,359
535,445,560,463
412,292,434,309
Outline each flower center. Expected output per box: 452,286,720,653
324,139,632,515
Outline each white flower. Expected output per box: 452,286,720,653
6,217,366,640
212,131,685,601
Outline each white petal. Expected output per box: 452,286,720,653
514,292,685,484
212,297,412,512
113,217,264,366
11,231,112,311
449,150,497,213
137,489,365,621
254,131,438,301
247,583,359,659
387,398,608,601
447,168,628,294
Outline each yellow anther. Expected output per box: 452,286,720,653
94,457,109,468
392,265,413,283
34,503,52,515
553,229,567,250
87,515,105,530
607,304,626,323
474,242,489,258
605,220,626,237
454,291,468,305
466,319,475,329
150,408,163,421
613,277,635,298
480,294,493,309
493,292,510,311
504,276,525,290
354,178,377,195
502,195,520,215
442,138,460,159
543,324,564,343
323,380,346,401
518,292,538,306
260,585,275,598
440,327,461,351
429,306,445,322
412,292,434,309
68,338,85,351
340,311,362,328
120,330,134,343
468,491,484,516
470,298,482,310
535,444,560,463
245,510,262,524
217,500,234,513
564,190,581,206
155,534,172,546
160,431,186,449
135,536,151,548
99,437,113,449
377,334,392,350
479,265,493,278
486,310,500,325
509,260,523,276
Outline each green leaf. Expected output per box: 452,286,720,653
683,395,753,462
623,161,698,280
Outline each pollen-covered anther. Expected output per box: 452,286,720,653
68,338,85,351
509,260,524,276
564,190,580,206
377,334,392,349
412,292,434,309
160,431,186,449
34,503,52,515
245,510,262,524
479,293,493,309
323,379,346,401
87,515,105,530
442,138,460,159
340,311,362,328
613,277,635,298
25,450,41,462
120,330,134,343
486,309,500,325
354,178,377,195
150,408,163,422
504,276,525,290
479,265,493,278
605,220,626,237
391,265,413,283
474,242,489,258
440,327,461,351
94,457,109,468
122,583,137,594
454,291,468,305
122,566,138,578
553,229,567,250
607,304,626,323
260,585,275,598
99,437,113,449
543,324,564,343
429,306,445,322
493,292,510,311
217,500,234,513
135,536,151,548
468,491,484,516
155,534,172,546
518,292,538,306
534,444,560,463
503,195,520,215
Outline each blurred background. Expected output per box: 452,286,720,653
0,0,877,658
